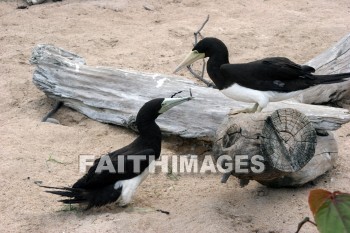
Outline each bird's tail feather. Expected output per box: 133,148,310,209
41,185,122,209
46,190,78,198
59,199,85,204
42,185,88,204
314,72,350,85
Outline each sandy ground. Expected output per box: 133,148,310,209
1,0,350,232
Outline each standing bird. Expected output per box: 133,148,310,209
174,37,350,113
43,96,192,209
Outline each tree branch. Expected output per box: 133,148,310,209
186,15,217,89
194,15,210,44
295,217,317,233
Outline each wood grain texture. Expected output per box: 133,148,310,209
261,109,316,173
259,132,337,187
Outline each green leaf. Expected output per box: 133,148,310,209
314,192,350,233
309,189,332,216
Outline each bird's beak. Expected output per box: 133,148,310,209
158,97,193,114
173,50,205,73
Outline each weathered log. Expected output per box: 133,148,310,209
296,33,350,107
30,43,350,140
212,108,337,187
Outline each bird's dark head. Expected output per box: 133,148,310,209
193,37,227,57
136,97,192,131
174,37,228,73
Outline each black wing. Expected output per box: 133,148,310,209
220,57,317,92
73,142,155,189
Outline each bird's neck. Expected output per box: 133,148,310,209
207,54,230,90
137,121,162,157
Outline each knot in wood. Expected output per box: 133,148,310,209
222,124,241,149
261,108,317,173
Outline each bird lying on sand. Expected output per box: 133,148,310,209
43,96,192,209
174,37,350,113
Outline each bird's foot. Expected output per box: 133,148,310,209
228,108,255,115
118,201,129,208
228,103,261,115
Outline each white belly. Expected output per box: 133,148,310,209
221,83,302,108
114,169,149,206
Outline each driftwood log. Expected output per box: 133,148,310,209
31,35,350,140
31,33,350,187
297,33,350,107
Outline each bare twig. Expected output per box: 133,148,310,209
46,155,71,165
42,101,63,122
186,15,217,89
187,66,216,88
170,89,194,98
156,209,170,215
295,217,317,233
170,90,183,98
201,59,206,77
194,15,210,45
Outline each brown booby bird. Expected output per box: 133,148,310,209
43,96,192,209
174,37,350,113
